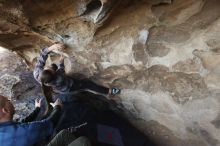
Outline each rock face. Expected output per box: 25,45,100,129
0,0,220,146
0,47,40,119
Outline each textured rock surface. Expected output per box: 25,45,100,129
0,0,220,146
0,47,40,119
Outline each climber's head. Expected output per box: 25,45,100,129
45,63,58,72
40,69,56,87
0,95,15,122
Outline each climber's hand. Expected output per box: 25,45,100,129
59,54,65,62
48,43,65,52
35,98,42,108
50,98,63,108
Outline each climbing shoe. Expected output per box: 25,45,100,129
111,88,121,95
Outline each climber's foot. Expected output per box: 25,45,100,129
110,87,121,95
